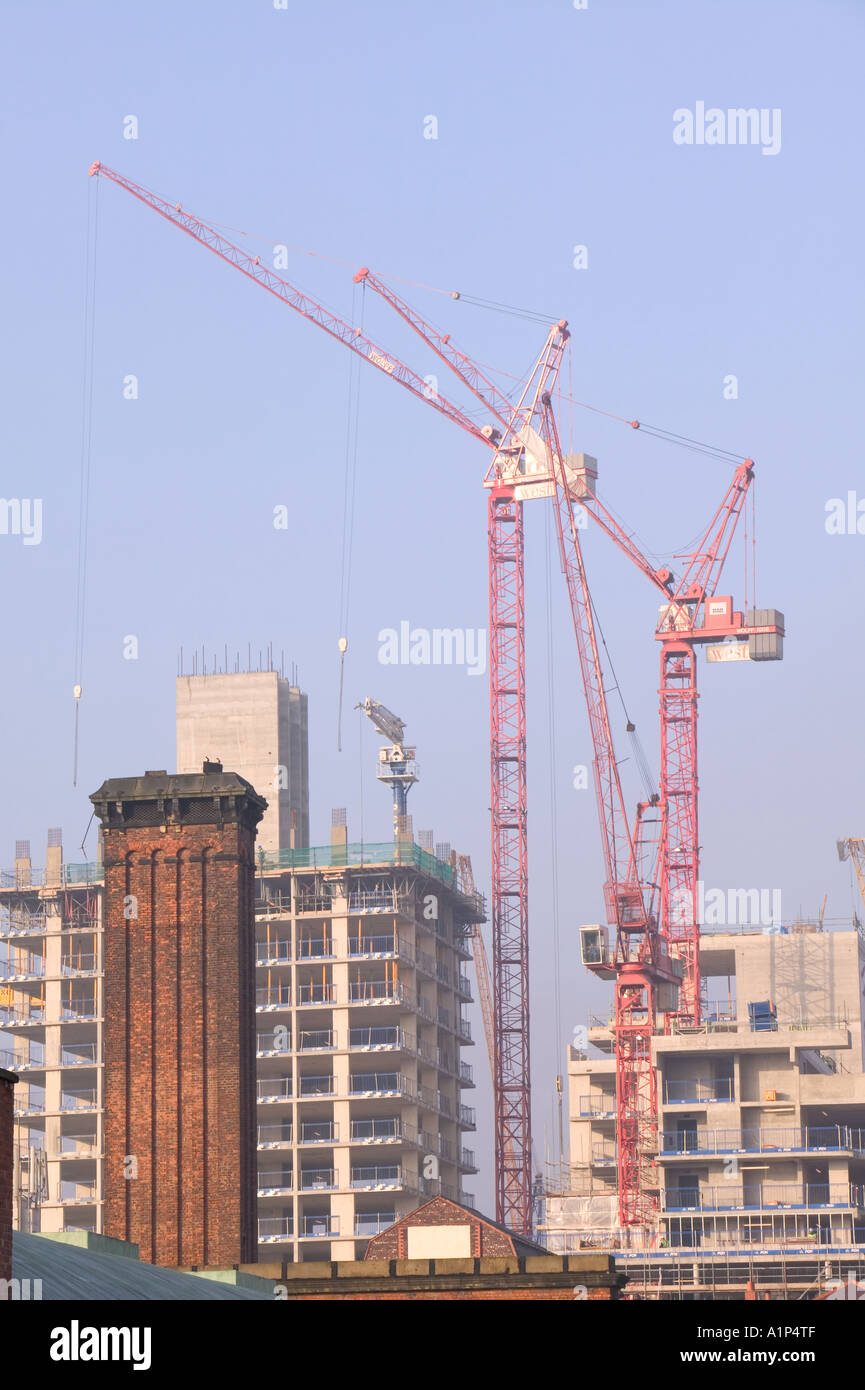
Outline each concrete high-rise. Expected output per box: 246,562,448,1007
176,671,309,856
91,765,266,1267
540,920,865,1298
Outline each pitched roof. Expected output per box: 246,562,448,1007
368,1196,548,1258
12,1231,273,1301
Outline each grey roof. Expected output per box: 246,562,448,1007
90,770,264,803
12,1231,273,1301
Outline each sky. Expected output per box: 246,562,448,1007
1,0,863,1214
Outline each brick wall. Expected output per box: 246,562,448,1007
0,1070,17,1285
92,773,264,1268
245,1254,621,1299
365,1195,515,1261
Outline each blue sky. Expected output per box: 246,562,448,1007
1,0,863,1210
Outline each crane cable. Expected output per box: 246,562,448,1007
73,176,100,786
141,195,752,465
336,281,364,751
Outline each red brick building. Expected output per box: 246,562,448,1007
364,1196,546,1261
247,1198,623,1298
91,764,265,1268
0,1068,18,1285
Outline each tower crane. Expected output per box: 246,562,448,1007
838,839,865,920
88,161,783,1232
355,698,418,838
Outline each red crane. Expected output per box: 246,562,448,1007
574,455,784,1224
89,160,572,1230
87,163,784,1234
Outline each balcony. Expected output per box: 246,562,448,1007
0,1005,45,1026
298,1076,335,1098
256,891,292,917
354,1213,396,1237
61,956,98,976
348,981,405,1006
350,1165,403,1190
297,983,336,1006
456,1019,472,1043
60,1002,98,1021
664,1183,865,1213
436,1135,455,1162
456,973,472,1000
0,1045,44,1072
660,1125,865,1158
58,1135,98,1157
350,1119,414,1145
14,1092,45,1115
258,1123,293,1148
256,985,291,1011
297,938,335,960
60,1090,97,1111
258,1171,293,1196
59,1180,98,1204
256,941,291,964
349,1026,408,1052
348,935,404,959
299,1168,336,1191
257,1033,292,1057
0,957,44,981
349,1072,409,1098
295,893,333,915
460,1147,477,1172
458,1104,476,1129
348,890,403,915
297,1029,336,1052
299,1122,337,1145
459,1061,473,1085
578,1095,616,1119
60,1045,98,1067
299,1216,338,1239
1,909,48,937
257,1081,293,1104
664,1078,733,1105
258,1217,293,1244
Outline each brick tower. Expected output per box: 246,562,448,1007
91,764,266,1267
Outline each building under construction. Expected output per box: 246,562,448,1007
540,915,865,1299
0,668,483,1261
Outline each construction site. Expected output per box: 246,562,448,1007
0,141,859,1310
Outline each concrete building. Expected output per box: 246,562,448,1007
177,670,309,855
541,922,865,1299
91,766,265,1267
0,834,103,1240
252,815,482,1261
